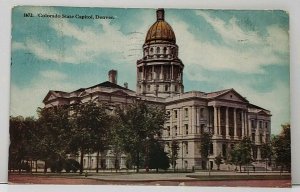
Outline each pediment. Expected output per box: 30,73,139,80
43,91,57,103
111,90,129,96
217,89,248,103
257,110,271,116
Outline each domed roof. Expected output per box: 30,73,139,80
145,9,176,44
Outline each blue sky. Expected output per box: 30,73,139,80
11,6,289,135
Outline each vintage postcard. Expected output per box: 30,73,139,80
9,6,291,187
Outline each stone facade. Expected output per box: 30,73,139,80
43,8,271,170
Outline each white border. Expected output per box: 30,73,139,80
1,0,299,191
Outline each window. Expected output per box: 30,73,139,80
259,134,263,143
184,108,188,118
174,110,178,118
156,84,159,91
163,47,167,54
166,111,170,117
186,142,188,154
252,133,255,141
165,85,169,91
265,122,268,129
251,120,256,128
174,126,178,136
167,126,170,136
209,143,214,155
200,124,205,134
200,108,204,118
150,47,153,54
185,124,188,135
156,47,160,54
259,121,262,129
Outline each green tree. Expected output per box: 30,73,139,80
69,101,110,174
148,141,170,172
36,106,71,173
230,136,253,172
272,123,291,172
9,116,36,172
200,132,212,170
170,140,179,172
260,142,273,170
214,154,223,170
114,101,166,172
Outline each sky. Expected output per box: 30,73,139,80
10,6,290,135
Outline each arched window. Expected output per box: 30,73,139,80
150,47,153,54
156,47,160,54
163,47,167,54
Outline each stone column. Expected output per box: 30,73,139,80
191,106,195,134
255,119,260,145
178,108,181,135
152,65,155,80
142,66,145,80
213,106,218,138
233,108,238,139
218,107,221,136
241,110,244,137
226,107,230,139
248,118,251,137
171,65,174,80
257,146,262,160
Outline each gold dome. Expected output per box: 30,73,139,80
145,9,176,44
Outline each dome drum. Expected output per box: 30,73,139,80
137,8,184,98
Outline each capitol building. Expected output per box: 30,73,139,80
43,9,271,170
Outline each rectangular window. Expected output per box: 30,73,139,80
200,108,204,118
259,134,263,143
185,124,188,135
174,126,178,136
165,85,168,91
252,133,255,141
265,122,268,129
186,142,188,154
167,126,170,136
200,124,205,134
184,108,188,118
259,121,262,129
251,120,256,128
174,110,178,118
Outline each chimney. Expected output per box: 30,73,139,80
124,82,128,89
156,8,164,21
108,70,117,84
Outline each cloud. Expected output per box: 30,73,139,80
12,18,147,66
169,11,289,76
10,70,76,117
40,70,67,80
231,81,290,135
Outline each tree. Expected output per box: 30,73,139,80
200,132,212,170
230,136,253,172
272,123,291,172
260,142,273,171
36,106,71,173
148,141,170,172
69,101,110,174
114,101,166,172
9,116,36,173
170,140,179,172
214,154,223,170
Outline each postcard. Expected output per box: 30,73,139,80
9,6,291,187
